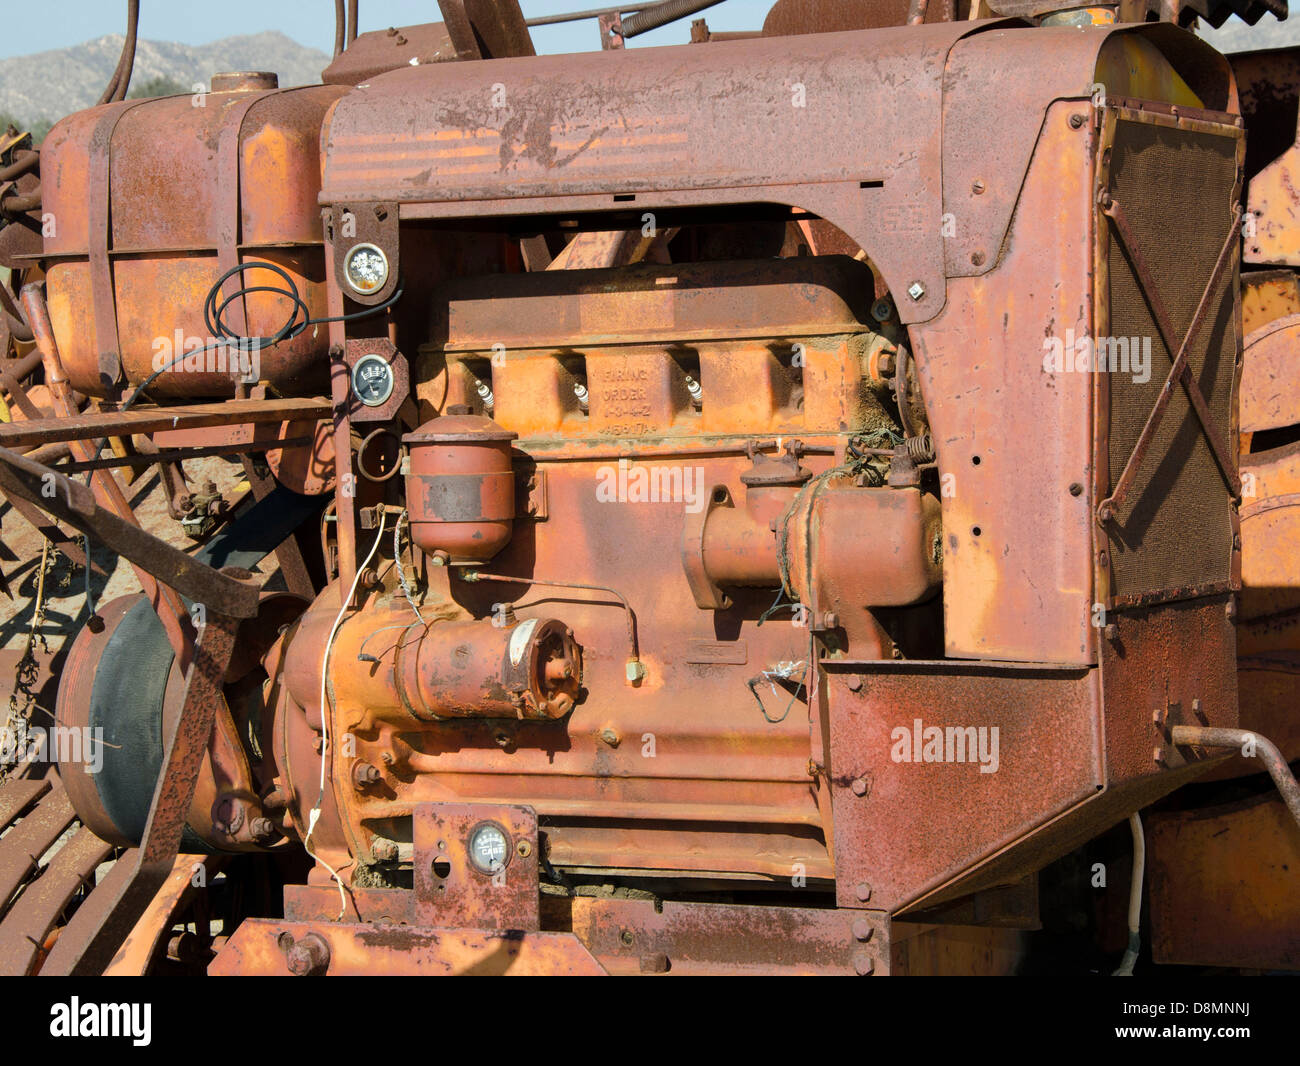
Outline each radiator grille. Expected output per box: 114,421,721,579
1104,115,1238,604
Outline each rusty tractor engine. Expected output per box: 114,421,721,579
0,0,1296,977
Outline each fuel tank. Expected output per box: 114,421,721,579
40,73,345,398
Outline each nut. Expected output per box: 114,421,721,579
907,281,926,301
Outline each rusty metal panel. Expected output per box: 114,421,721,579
1149,793,1300,970
209,918,606,975
911,100,1096,664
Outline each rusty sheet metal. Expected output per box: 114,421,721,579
910,100,1095,663
564,896,890,975
0,395,330,449
1242,269,1300,336
1241,312,1300,433
825,661,1102,914
322,23,458,85
322,20,993,325
437,0,535,60
208,918,606,975
0,785,76,913
1149,792,1300,969
39,609,239,975
412,804,539,930
104,854,225,975
0,826,112,976
825,599,1236,914
0,777,51,830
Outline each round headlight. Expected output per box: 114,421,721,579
344,242,389,295
467,821,511,875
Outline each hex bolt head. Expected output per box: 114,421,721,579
352,761,382,790
855,882,873,902
852,919,873,942
284,932,330,976
907,281,926,301
853,951,876,976
625,659,646,684
599,727,621,748
251,817,278,844
847,675,864,692
851,778,869,797
371,838,399,862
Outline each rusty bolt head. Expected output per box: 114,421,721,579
853,951,876,976
213,796,245,835
907,281,926,302
855,882,872,902
284,932,330,976
516,839,533,858
821,612,839,630
971,179,986,195
352,761,382,789
1069,113,1086,129
852,919,873,942
626,659,646,684
851,777,869,797
251,817,278,844
599,727,621,748
371,838,400,862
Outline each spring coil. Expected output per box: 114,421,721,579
904,434,935,464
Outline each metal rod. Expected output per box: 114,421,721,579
618,0,725,38
1170,725,1300,829
525,5,643,26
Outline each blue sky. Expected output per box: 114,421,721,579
0,1,774,59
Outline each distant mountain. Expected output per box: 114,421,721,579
1197,13,1297,53
0,31,329,130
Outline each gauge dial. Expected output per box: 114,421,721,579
351,353,394,407
344,242,389,294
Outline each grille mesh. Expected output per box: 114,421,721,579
1105,117,1237,602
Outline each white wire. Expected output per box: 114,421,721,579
1112,812,1145,976
303,508,388,920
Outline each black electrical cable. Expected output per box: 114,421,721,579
123,260,403,410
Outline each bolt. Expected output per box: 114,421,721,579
1069,113,1086,129
852,919,873,942
870,298,893,322
599,727,621,748
1069,482,1084,497
213,796,245,835
971,179,985,195
371,838,399,862
516,839,533,858
853,951,876,976
851,778,869,797
352,761,381,789
625,659,646,684
970,251,985,267
847,675,863,692
620,929,635,947
251,817,278,844
855,882,872,902
284,932,330,976
820,612,839,630
907,281,926,301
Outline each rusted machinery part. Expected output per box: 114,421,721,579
334,0,346,56
347,0,359,46
618,0,725,38
1169,725,1300,829
96,0,140,105
104,854,228,975
0,447,261,620
0,149,38,185
39,601,243,975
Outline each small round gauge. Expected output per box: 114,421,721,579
351,353,394,407
467,821,511,875
343,242,389,295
